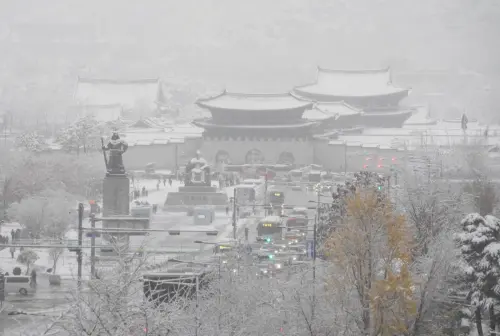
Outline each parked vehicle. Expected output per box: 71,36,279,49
3,276,34,295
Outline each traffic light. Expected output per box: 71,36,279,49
377,164,383,168
392,157,396,162
266,237,271,243
378,185,382,191
268,254,274,260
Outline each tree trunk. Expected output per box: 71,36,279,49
53,260,57,275
489,305,495,336
476,307,484,336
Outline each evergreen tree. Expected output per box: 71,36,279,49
456,213,500,335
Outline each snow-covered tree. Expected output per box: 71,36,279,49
7,189,74,238
0,152,103,206
317,171,386,244
56,115,105,154
322,188,416,335
17,249,39,275
456,213,500,336
14,131,47,152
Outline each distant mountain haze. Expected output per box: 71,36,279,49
0,0,498,124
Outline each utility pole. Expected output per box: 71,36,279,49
387,175,391,201
90,213,96,279
344,142,347,174
77,203,84,289
312,189,320,322
264,171,268,216
232,188,237,239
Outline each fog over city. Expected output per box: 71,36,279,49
0,1,499,335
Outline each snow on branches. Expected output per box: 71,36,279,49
15,131,47,152
456,214,500,306
56,115,105,154
317,171,386,242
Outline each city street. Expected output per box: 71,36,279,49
0,179,329,335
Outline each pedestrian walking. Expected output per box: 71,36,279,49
11,229,15,242
30,269,37,288
226,206,229,216
157,180,160,191
163,177,167,186
9,246,15,259
168,177,172,187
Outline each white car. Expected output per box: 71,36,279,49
3,276,35,296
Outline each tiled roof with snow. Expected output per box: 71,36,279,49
196,91,313,111
121,123,203,146
77,104,123,122
294,67,409,98
74,78,162,110
303,102,361,121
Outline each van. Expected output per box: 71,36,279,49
4,276,34,295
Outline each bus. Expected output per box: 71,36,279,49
269,190,285,207
256,216,285,242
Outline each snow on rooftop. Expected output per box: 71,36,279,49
122,123,202,146
294,67,409,98
304,102,361,121
196,91,313,111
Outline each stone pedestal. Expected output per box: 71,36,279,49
103,175,130,216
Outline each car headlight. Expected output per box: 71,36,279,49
222,260,228,264
275,264,282,269
262,270,268,274
292,256,297,261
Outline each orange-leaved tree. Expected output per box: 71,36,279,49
323,188,416,336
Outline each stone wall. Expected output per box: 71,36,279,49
200,136,314,166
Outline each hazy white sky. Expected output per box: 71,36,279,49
0,0,498,119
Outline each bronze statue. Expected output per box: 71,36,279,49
185,150,211,186
102,132,128,175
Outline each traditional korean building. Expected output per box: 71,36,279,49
294,67,413,128
72,78,168,122
193,91,317,168
302,101,363,131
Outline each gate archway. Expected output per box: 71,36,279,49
277,151,295,165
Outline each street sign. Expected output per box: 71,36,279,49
205,231,218,236
168,230,180,236
306,240,315,258
86,232,101,238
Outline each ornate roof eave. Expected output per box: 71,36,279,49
196,90,314,111
316,66,391,74
314,100,364,114
294,87,411,99
76,77,160,85
192,118,319,130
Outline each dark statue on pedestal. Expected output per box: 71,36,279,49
185,150,211,187
102,132,128,176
